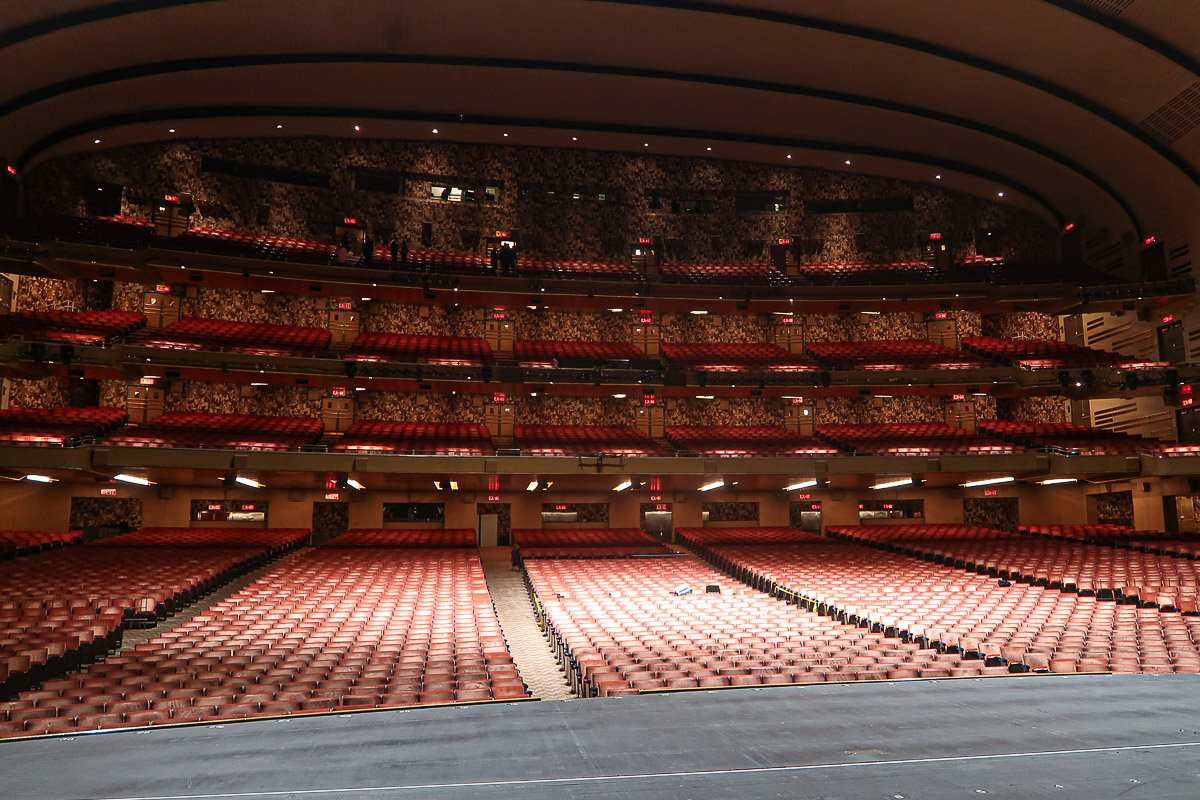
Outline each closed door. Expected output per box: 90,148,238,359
477,514,499,547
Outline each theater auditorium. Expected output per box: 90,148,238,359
1,3,1200,798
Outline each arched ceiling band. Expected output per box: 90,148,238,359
0,52,1137,231
1039,0,1200,81
14,104,1067,225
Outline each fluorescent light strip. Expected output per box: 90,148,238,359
526,480,539,492
346,479,365,491
960,476,1015,488
24,474,54,483
870,478,913,490
783,479,818,491
449,481,459,491
235,476,264,488
1039,477,1078,485
613,480,633,492
698,479,725,492
113,474,153,486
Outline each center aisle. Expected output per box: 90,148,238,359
480,548,574,700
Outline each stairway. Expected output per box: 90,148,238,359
480,549,574,700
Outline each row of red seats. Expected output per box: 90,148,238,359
139,318,332,357
513,425,670,456
806,340,990,371
0,309,145,346
346,332,493,366
173,228,337,266
526,556,1003,698
0,530,83,560
797,260,940,286
0,406,127,447
518,258,642,280
0,545,524,736
333,421,493,455
962,336,1166,370
515,340,645,366
815,422,1033,456
978,420,1195,456
103,412,323,452
661,343,821,372
665,426,839,457
659,263,787,285
0,528,308,702
513,529,661,548
676,527,819,547
688,526,1200,675
829,525,1200,611
326,529,478,548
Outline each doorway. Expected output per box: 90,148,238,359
790,501,822,534
477,513,499,547
1158,321,1186,364
641,502,674,542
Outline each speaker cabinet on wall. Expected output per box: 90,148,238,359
157,486,175,500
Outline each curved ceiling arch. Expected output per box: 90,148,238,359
0,52,1138,230
1037,0,1200,80
0,0,1191,191
15,104,1067,224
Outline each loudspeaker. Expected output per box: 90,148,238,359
156,486,175,500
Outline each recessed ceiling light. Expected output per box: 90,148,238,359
643,143,649,147
997,191,1005,197
844,159,851,165
572,136,578,141
354,125,361,132
93,139,101,144
168,128,176,133
276,124,283,130
706,146,712,151
503,133,509,137
935,174,942,180
432,128,439,134
786,154,792,159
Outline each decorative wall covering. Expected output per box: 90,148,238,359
1094,491,1134,525
963,497,1019,530
702,501,759,522
69,497,142,530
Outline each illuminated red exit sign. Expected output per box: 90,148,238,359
494,231,509,238
555,504,569,511
100,488,117,496
984,489,999,497
777,238,792,245
343,217,358,225
637,237,652,244
241,504,255,511
929,233,942,240
207,503,222,511
796,493,811,500
649,494,662,501
139,377,157,386
934,312,948,320
1163,315,1175,324
325,492,340,500
5,165,15,176
951,394,967,401
643,395,656,406
488,494,501,501
154,284,172,293
163,194,180,203
654,504,670,510
492,392,506,403
330,387,346,397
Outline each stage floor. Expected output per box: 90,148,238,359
4,674,1200,800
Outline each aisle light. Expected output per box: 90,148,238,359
870,477,912,490
114,474,153,486
959,476,1015,488
613,480,633,492
235,476,264,488
783,479,818,491
1039,478,1078,485
698,479,725,492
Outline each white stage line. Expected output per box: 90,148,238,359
80,739,1200,800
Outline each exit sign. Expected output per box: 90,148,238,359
343,217,358,225
984,489,999,497
155,284,172,293
929,232,942,240
163,194,180,203
654,504,670,510
649,494,662,501
330,387,347,397
100,488,117,496
934,312,948,320
777,238,792,245
488,494,501,501
796,493,811,500
952,394,966,401
139,377,157,386
638,237,652,244
325,492,340,500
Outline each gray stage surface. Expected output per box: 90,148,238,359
3,674,1200,799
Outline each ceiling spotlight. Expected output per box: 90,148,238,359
698,479,725,492
234,476,264,488
432,128,439,134
113,474,153,486
960,476,1015,488
844,160,851,165
935,174,942,180
783,479,818,491
706,146,713,151
93,139,101,144
1039,477,1078,485
346,479,365,490
612,393,627,399
503,133,509,137
168,128,176,133
276,124,283,129
572,136,578,141
997,191,1005,197
613,480,633,492
354,125,361,132
643,143,649,147
786,154,792,159
689,309,709,315
870,477,913,490
24,474,55,483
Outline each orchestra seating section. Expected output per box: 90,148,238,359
333,421,493,455
661,343,821,372
513,528,669,558
0,406,128,447
170,228,337,265
524,554,1004,697
806,340,991,371
815,422,1034,456
0,310,145,346
0,534,522,736
102,412,323,451
137,318,333,357
976,420,1200,456
684,525,1200,675
345,332,493,366
514,340,647,368
796,260,939,285
518,257,643,280
659,263,786,285
513,425,671,456
961,336,1166,370
0,530,83,560
0,527,308,715
327,529,477,548
1021,525,1200,559
666,426,840,457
